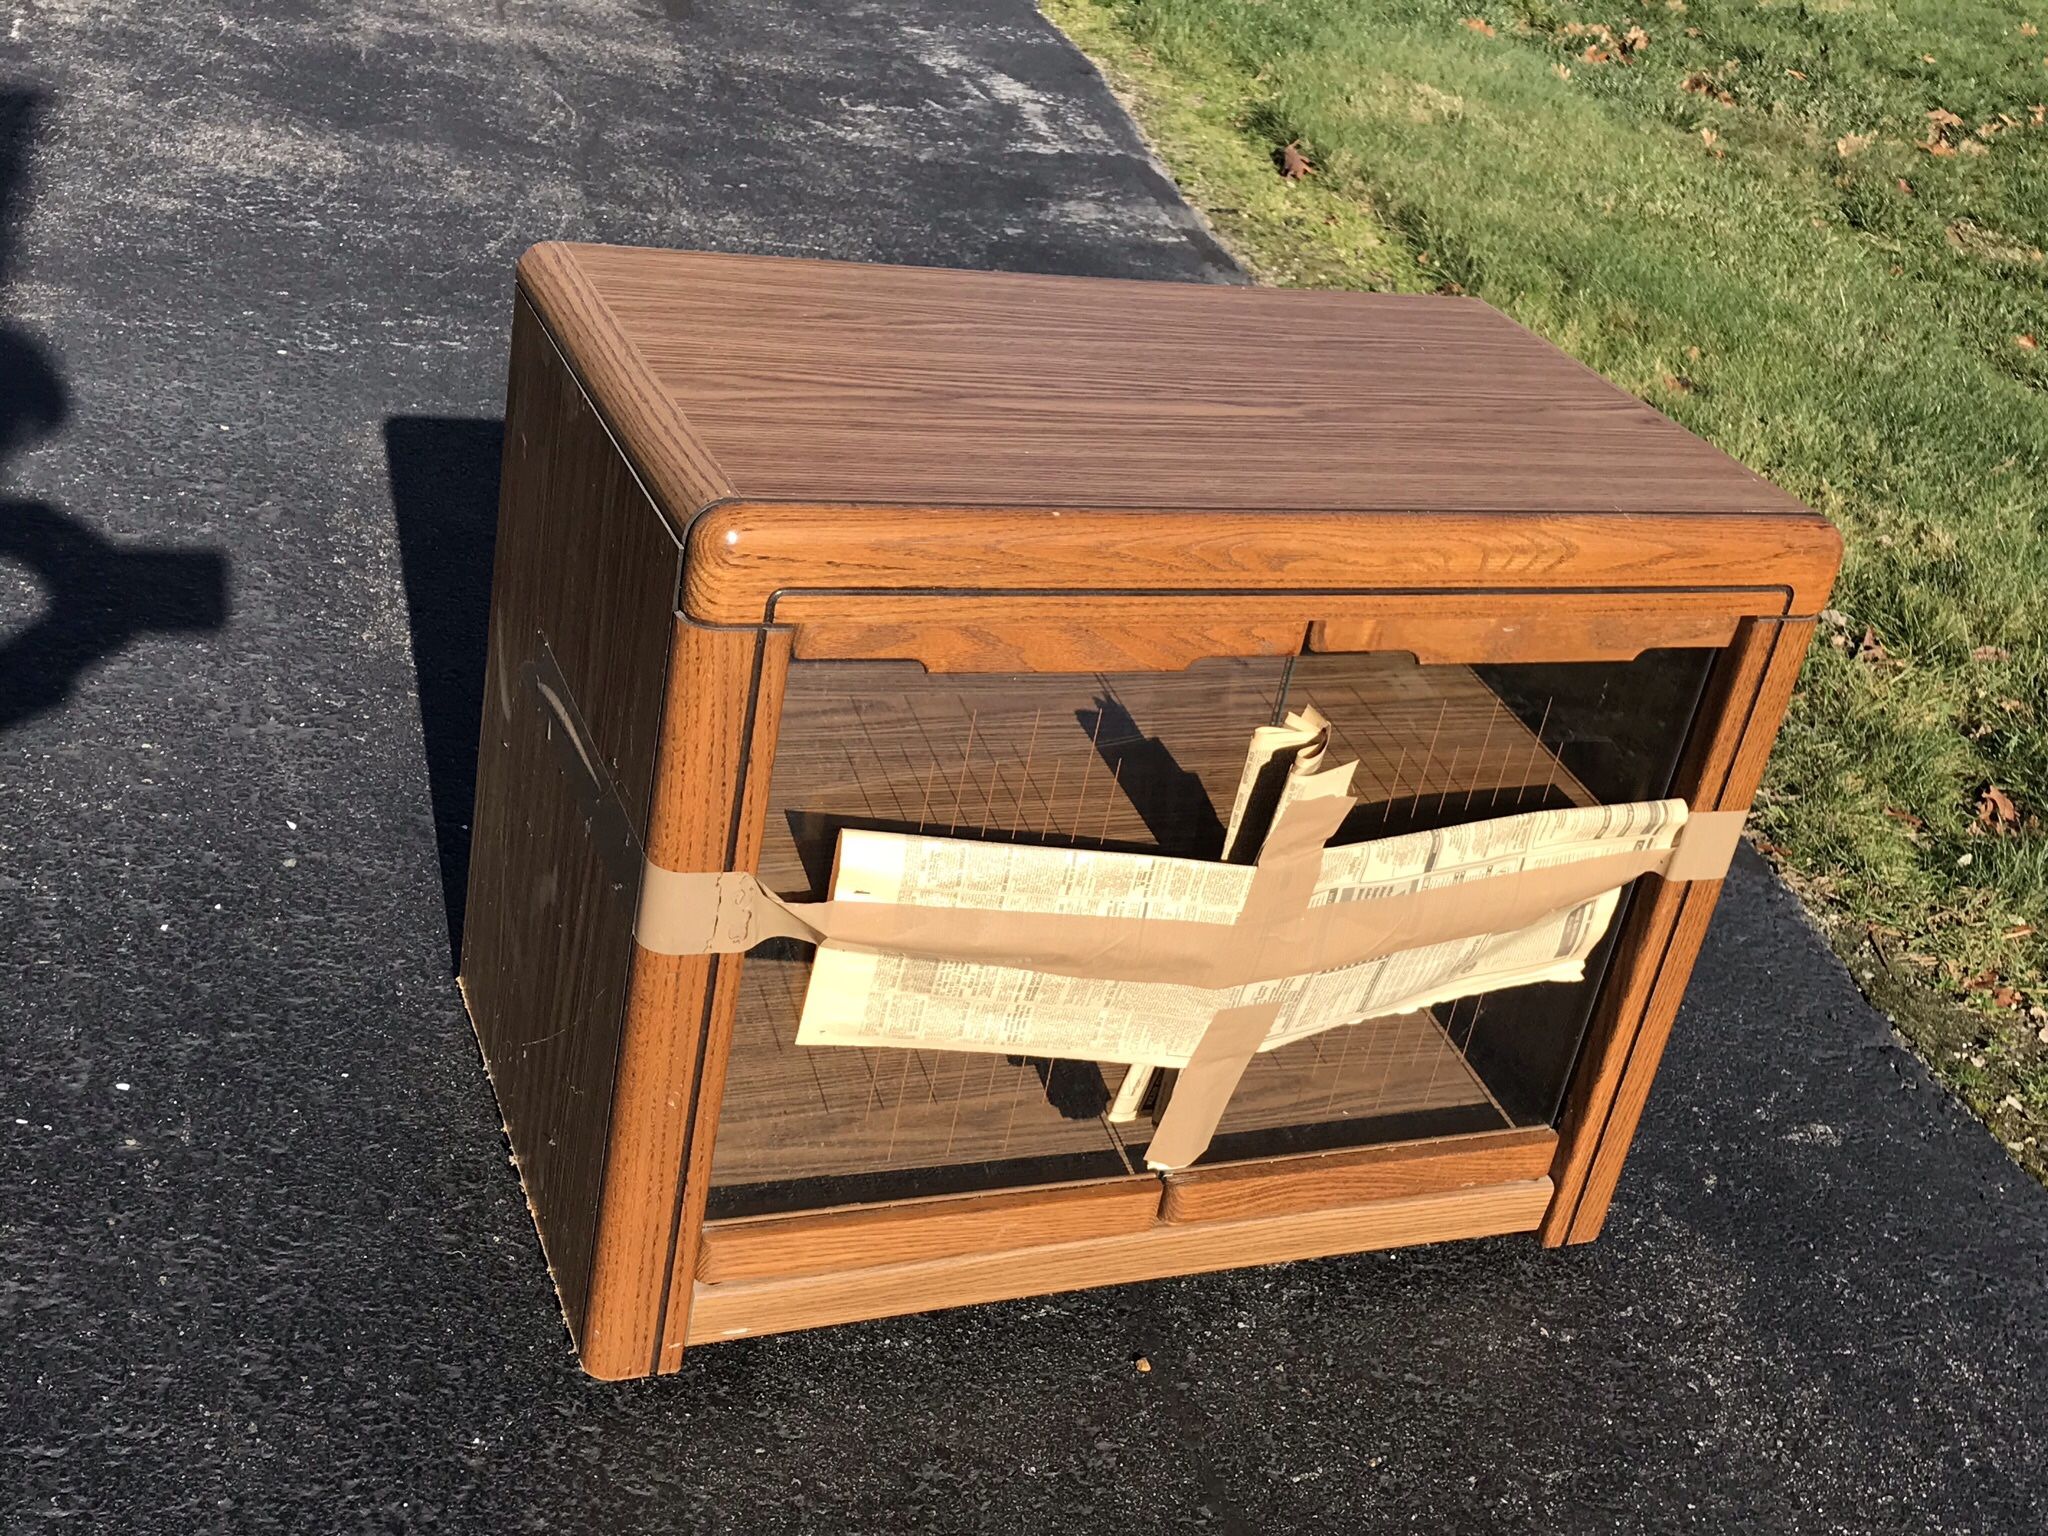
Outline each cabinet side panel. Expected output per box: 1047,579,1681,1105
461,295,681,1339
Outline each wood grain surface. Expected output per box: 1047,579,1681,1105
522,244,1811,518
1161,1126,1557,1224
513,243,1840,623
697,1179,1164,1283
460,298,683,1351
686,1179,1554,1343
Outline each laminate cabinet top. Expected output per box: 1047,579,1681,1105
518,242,1817,524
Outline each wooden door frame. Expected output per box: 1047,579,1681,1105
611,593,1812,1369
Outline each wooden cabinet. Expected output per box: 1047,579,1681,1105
462,243,1839,1378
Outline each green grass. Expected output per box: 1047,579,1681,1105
1046,0,2048,1173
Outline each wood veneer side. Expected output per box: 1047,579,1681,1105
684,504,1843,625
687,1179,1552,1344
1540,619,1819,1245
514,242,735,533
459,298,682,1349
577,622,784,1380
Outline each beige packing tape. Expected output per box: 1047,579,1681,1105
633,810,1747,991
1141,1002,1281,1172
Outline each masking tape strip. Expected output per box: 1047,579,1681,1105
633,809,1747,989
1142,1001,1281,1172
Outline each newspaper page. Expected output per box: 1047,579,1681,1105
793,793,1689,1068
1220,707,1328,861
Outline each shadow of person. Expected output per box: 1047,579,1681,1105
0,91,230,733
0,500,229,730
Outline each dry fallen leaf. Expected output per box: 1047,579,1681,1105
1279,141,1315,180
1966,966,2000,992
1836,132,1874,157
1928,108,1965,130
1623,25,1651,54
1994,987,2022,1009
1973,644,2013,660
2018,334,2039,350
1897,177,1915,195
1682,70,1736,105
2024,22,2039,38
1660,372,1695,393
1133,1355,1152,1373
1978,784,2020,833
2004,923,2038,941
1854,625,1888,663
1461,16,1495,36
1700,126,1719,151
1883,806,1926,830
1786,68,1808,81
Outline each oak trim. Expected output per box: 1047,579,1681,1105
687,1178,1553,1344
516,244,734,529
1161,1127,1557,1225
777,588,1790,672
697,1178,1165,1284
685,503,1842,626
577,623,788,1380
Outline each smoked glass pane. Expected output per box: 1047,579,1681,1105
707,656,1289,1218
707,645,1715,1214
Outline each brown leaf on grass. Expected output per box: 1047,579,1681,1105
2004,923,2038,941
1897,177,1915,195
1883,806,1926,830
1622,25,1650,54
1700,126,1720,153
1959,138,1990,156
2018,334,2040,350
1928,108,1965,129
1835,132,1874,157
1978,784,2020,833
1279,141,1315,180
1923,139,1957,157
1584,44,1611,63
2023,22,2039,38
1853,625,1889,662
1682,71,1736,105
1966,966,2000,992
1994,986,2023,1009
1461,16,1495,36
1786,68,1808,81
1973,644,2013,660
